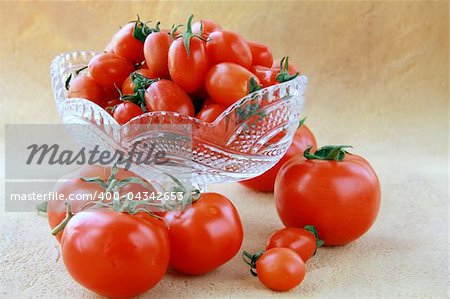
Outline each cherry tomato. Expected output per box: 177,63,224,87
245,248,306,291
61,209,169,298
275,146,381,246
88,53,134,88
266,227,321,262
192,19,221,38
168,15,208,93
248,41,273,67
196,103,226,123
67,75,106,106
240,123,317,192
164,192,243,275
113,22,145,64
205,62,260,107
206,30,252,69
121,68,154,95
144,31,173,79
113,102,143,125
145,79,195,116
48,165,154,242
249,65,278,87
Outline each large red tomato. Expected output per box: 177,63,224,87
206,30,252,68
88,53,134,88
144,31,173,79
113,22,145,64
275,146,381,246
61,209,169,298
164,192,243,275
144,79,195,116
248,41,273,67
240,123,317,192
205,62,260,107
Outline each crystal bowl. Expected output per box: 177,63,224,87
50,51,307,187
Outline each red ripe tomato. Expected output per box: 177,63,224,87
245,248,306,291
206,30,252,69
113,102,143,125
201,98,214,109
168,15,208,93
249,65,278,87
88,53,134,88
248,41,273,67
121,68,154,95
145,79,195,116
67,75,106,106
275,146,381,246
240,123,317,192
164,192,243,275
266,227,322,262
61,209,169,298
196,103,226,122
113,22,145,64
143,31,173,79
272,57,299,74
192,19,221,38
205,62,260,107
47,165,154,242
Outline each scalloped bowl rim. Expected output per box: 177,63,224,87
51,51,308,128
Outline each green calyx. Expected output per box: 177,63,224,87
248,77,262,94
120,71,159,111
132,15,161,42
304,225,325,252
298,116,307,129
179,14,206,57
242,250,265,277
303,145,353,162
275,56,299,83
65,65,88,90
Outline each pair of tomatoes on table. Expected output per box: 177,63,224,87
66,15,299,125
46,165,243,298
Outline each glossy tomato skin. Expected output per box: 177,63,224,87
67,76,106,106
249,65,278,87
205,62,260,107
248,41,273,67
196,103,226,123
121,68,154,95
61,210,170,298
144,32,173,79
266,227,317,262
113,22,145,64
113,102,143,125
48,165,154,242
240,124,317,192
206,30,252,69
256,248,306,291
88,53,134,88
144,79,195,116
192,19,221,38
168,37,208,93
275,154,381,246
164,192,243,275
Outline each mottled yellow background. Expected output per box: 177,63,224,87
0,1,448,298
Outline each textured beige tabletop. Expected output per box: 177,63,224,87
0,1,448,298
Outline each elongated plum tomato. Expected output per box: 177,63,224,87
266,227,319,262
67,75,105,106
47,165,154,242
192,19,221,38
246,248,306,291
168,16,208,93
164,192,243,275
144,31,173,79
248,41,273,67
88,53,134,88
121,68,154,95
196,103,226,123
113,22,145,64
240,123,317,192
205,62,260,107
145,79,195,116
275,146,381,246
61,210,169,298
206,30,252,69
113,102,143,125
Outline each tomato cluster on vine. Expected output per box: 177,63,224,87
66,15,299,125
